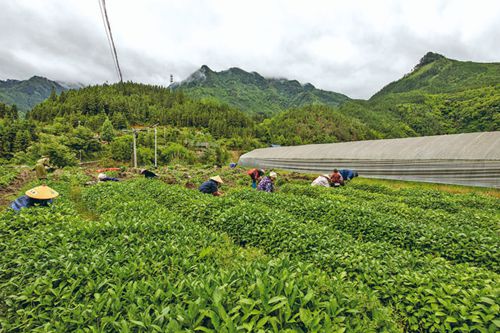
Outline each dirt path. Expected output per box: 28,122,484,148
0,169,35,208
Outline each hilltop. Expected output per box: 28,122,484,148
0,76,70,114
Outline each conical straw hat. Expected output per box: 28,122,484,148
210,175,224,184
25,185,59,200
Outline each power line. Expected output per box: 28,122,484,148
98,0,119,80
98,0,123,83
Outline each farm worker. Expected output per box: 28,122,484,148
257,171,277,193
339,169,358,181
9,185,59,212
330,169,344,187
34,156,51,180
98,173,119,182
140,169,158,179
247,168,265,189
311,174,331,187
199,176,224,196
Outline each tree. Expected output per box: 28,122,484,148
110,135,132,161
49,87,57,101
65,125,100,157
100,118,115,142
14,130,31,151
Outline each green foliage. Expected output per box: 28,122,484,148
0,110,37,159
110,135,132,162
137,146,155,165
28,82,255,140
363,53,500,135
121,178,499,332
160,143,196,164
0,165,19,187
258,105,381,145
100,117,115,142
65,125,101,158
176,66,350,116
40,141,77,167
0,178,400,332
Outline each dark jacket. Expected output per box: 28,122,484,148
142,170,158,178
339,169,357,180
199,179,218,194
10,195,52,211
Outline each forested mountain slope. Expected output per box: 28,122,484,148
339,52,500,135
171,65,350,116
0,76,67,113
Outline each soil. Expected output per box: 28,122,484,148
0,169,35,207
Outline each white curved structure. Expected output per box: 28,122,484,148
239,131,500,188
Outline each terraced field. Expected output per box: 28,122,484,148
0,170,498,332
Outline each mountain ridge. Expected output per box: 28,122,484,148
0,76,67,113
171,65,350,116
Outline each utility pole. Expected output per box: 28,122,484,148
132,130,137,168
154,126,158,168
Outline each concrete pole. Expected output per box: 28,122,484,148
132,130,137,168
154,126,158,168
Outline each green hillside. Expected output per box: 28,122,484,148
0,76,67,113
373,52,500,96
172,65,350,116
356,52,500,135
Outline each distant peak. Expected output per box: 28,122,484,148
416,52,446,69
29,75,48,80
228,67,246,73
199,65,213,73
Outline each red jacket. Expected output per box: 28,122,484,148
247,168,260,180
330,172,344,184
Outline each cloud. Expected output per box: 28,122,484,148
1,0,499,98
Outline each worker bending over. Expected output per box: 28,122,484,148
311,174,331,187
330,169,344,187
98,173,119,182
257,172,277,193
34,156,53,180
199,176,224,196
141,169,158,179
247,168,265,189
10,185,59,211
339,169,358,182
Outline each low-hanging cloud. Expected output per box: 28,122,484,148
1,0,499,98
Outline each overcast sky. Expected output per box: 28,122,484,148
1,0,499,98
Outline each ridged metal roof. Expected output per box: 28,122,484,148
239,131,500,188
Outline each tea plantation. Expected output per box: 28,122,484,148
0,169,498,332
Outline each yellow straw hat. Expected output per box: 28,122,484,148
210,175,224,184
25,185,59,200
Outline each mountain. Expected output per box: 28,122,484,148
336,52,500,136
171,65,350,116
373,52,500,97
259,52,500,143
0,76,67,114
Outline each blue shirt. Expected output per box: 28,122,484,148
10,195,52,211
199,180,218,194
339,169,357,180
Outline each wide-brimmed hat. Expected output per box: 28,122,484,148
269,172,277,179
210,175,224,184
322,174,330,179
25,185,59,200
